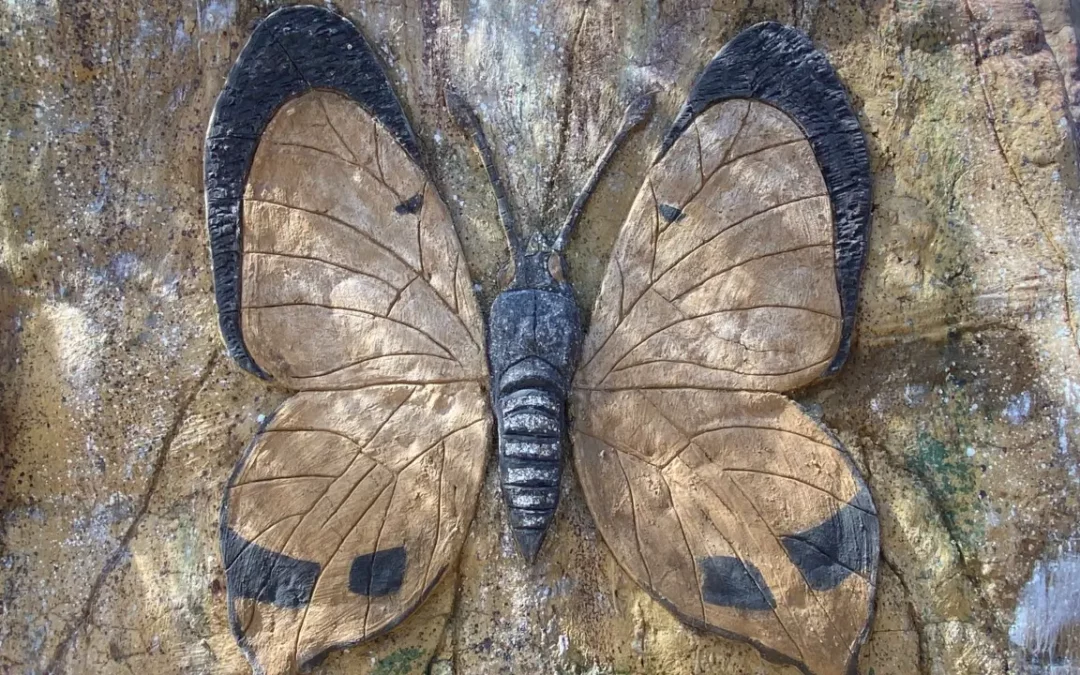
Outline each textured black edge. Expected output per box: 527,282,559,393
204,5,421,379
222,526,321,607
220,410,276,674
798,402,881,674
659,22,871,377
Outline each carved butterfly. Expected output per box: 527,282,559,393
205,6,879,675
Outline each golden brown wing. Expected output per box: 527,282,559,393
222,384,488,672
240,88,484,389
573,389,877,675
571,23,876,675
204,7,490,673
576,97,839,391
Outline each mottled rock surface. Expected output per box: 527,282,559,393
2,0,1080,673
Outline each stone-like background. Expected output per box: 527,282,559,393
2,0,1080,673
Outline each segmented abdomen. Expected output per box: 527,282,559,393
496,359,565,561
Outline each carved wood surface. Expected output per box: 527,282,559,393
576,99,840,392
4,0,1080,672
223,384,488,672
205,9,880,675
573,389,875,675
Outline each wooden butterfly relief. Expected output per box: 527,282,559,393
204,6,878,675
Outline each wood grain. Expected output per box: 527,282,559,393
572,98,877,675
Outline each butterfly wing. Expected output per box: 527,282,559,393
571,23,877,675
221,385,488,672
205,7,489,673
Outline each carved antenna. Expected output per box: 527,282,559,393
552,93,654,253
446,87,525,265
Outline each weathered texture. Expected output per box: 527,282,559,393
2,2,1080,675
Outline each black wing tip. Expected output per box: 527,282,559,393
205,4,421,379
660,21,870,377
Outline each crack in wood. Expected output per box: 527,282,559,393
960,0,1080,368
44,352,220,674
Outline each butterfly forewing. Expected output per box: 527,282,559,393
577,99,839,392
572,23,877,675
241,91,485,388
206,8,490,674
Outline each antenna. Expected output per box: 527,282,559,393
445,88,524,265
552,93,654,252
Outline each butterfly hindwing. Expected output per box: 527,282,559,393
222,386,488,671
573,389,877,675
571,23,877,675
205,7,490,673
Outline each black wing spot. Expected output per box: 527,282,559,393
222,527,320,608
781,491,878,591
394,192,424,215
349,546,407,596
700,556,776,610
659,204,685,223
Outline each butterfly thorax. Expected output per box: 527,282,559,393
487,247,582,561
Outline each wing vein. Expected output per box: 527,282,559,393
316,96,362,165
422,442,448,588
615,451,654,587
729,480,851,652
232,474,336,488
247,197,416,274
372,118,385,181
396,418,487,475
670,243,832,303
683,467,808,664
416,181,427,278
245,250,401,292
694,125,707,188
283,352,458,381
266,141,403,202
677,136,806,213
223,513,307,573
363,480,399,633
700,303,840,320
659,472,706,621
654,194,828,286
691,424,835,451
721,468,874,516
648,180,660,280
244,302,455,360
609,356,831,381
294,480,395,659
719,101,752,167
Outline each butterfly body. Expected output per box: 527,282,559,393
488,250,582,560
